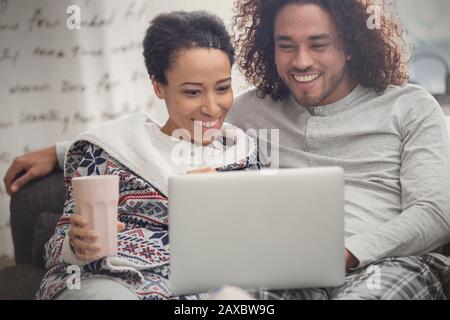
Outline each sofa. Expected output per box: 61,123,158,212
0,169,65,300
0,168,449,300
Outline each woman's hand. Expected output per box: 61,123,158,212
186,167,216,174
68,214,125,262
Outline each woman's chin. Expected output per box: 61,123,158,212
190,124,223,143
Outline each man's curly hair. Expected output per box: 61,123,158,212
233,0,410,100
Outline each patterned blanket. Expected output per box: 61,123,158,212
37,137,258,300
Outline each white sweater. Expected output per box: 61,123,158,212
59,114,257,266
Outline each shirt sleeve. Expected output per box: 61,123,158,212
346,93,450,268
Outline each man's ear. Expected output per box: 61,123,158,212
346,54,352,61
151,76,165,100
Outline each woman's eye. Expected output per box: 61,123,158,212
217,85,231,93
185,90,201,96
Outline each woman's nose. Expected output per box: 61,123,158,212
202,97,221,117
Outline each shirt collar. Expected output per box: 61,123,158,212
290,84,368,117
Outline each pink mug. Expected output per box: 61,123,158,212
72,175,120,258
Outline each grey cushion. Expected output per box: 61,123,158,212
10,170,65,264
32,212,62,268
0,264,45,300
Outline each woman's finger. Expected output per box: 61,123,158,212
186,167,216,174
117,221,125,232
69,225,97,241
70,214,87,228
72,237,100,253
75,251,97,262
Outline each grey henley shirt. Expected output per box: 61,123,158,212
227,84,450,268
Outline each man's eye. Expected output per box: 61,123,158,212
279,45,295,50
312,44,328,49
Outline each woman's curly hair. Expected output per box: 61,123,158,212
232,0,410,100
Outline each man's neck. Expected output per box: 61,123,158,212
319,73,358,106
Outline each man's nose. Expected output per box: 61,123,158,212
293,47,314,71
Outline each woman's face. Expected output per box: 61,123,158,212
153,48,233,145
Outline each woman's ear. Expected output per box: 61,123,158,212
151,76,165,100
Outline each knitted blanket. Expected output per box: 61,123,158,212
36,113,258,300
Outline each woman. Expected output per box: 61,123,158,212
36,11,258,300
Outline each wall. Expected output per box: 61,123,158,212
1,0,449,260
0,0,245,259
396,0,450,94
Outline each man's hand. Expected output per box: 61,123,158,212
345,249,359,269
3,146,58,196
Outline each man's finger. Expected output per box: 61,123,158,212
9,170,36,194
3,160,26,195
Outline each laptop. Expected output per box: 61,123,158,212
168,167,345,296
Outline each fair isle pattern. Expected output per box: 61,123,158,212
116,228,170,268
37,140,258,300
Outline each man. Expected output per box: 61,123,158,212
4,0,450,299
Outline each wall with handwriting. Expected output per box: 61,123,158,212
0,0,246,259
1,0,449,260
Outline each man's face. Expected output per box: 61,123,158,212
274,3,353,107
